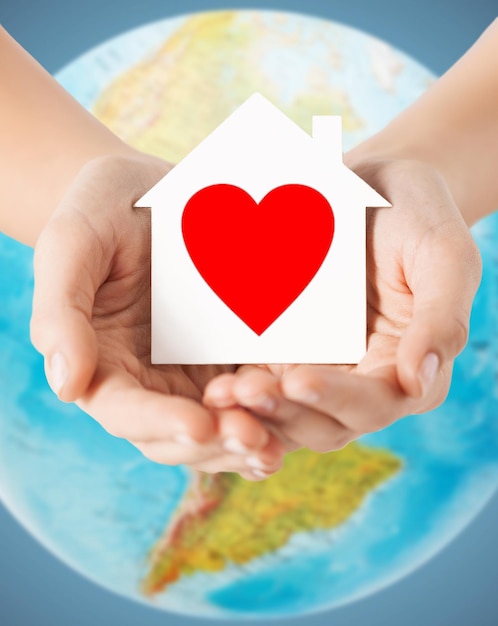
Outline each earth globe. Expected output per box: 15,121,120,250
0,10,497,620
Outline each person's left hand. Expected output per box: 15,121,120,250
204,157,482,461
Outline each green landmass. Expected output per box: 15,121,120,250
143,443,401,595
93,11,364,164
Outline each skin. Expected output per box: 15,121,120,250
205,20,498,467
204,159,481,455
350,18,498,225
0,26,283,480
0,27,133,245
30,155,286,481
2,21,497,479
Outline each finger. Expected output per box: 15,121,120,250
31,213,106,402
190,434,286,480
217,407,271,454
231,366,355,453
397,226,482,397
134,439,225,466
203,364,272,409
78,366,218,445
232,367,280,413
244,432,286,475
203,372,239,408
134,408,276,467
281,364,416,435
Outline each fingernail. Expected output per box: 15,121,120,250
246,456,269,470
223,437,251,454
174,433,199,447
47,352,68,395
204,390,233,408
242,395,276,412
252,469,272,479
419,352,439,396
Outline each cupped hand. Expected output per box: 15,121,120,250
30,153,285,479
204,158,482,455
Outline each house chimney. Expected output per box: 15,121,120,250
312,116,343,162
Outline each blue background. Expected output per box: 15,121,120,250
1,1,497,625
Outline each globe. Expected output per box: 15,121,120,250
1,10,497,620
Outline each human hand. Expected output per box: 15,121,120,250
30,153,285,480
204,158,482,458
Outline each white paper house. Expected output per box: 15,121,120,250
135,93,389,364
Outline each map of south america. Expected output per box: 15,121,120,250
143,445,401,594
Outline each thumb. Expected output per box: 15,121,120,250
31,214,103,402
397,229,482,398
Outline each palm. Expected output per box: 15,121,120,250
31,154,244,463
354,159,462,398
33,155,478,471
241,197,430,409
208,159,480,454
78,205,277,475
357,193,420,380
88,204,234,403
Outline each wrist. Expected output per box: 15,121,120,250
346,128,479,227
26,140,140,247
45,149,173,227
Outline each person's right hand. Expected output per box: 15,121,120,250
30,153,285,480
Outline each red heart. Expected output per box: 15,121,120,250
182,184,334,335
